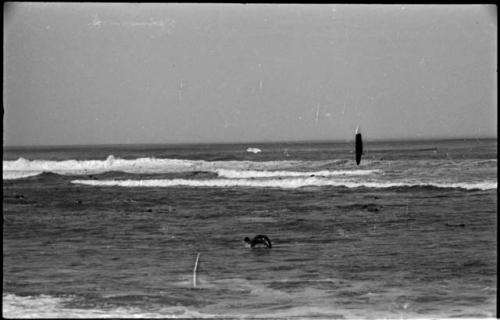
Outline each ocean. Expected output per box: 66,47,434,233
3,139,497,319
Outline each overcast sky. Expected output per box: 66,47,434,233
3,3,497,146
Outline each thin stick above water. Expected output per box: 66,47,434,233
193,253,200,288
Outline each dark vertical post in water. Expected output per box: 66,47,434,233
355,132,363,165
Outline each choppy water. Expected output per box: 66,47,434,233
3,139,497,318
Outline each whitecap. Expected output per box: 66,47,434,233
246,147,262,154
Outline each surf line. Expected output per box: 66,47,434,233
193,252,200,288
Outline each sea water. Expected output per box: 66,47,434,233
3,139,497,318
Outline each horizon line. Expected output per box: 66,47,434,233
3,136,497,149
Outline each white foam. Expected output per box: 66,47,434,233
2,156,198,176
2,293,216,318
215,169,380,179
2,156,302,179
71,177,497,190
3,294,71,318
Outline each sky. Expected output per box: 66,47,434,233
3,3,497,146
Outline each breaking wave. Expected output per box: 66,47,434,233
2,156,302,180
70,177,497,190
4,156,496,191
3,155,200,176
3,156,379,181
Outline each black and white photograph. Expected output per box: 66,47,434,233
3,3,497,318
